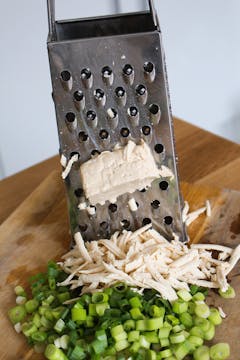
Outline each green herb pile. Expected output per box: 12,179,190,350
8,261,233,360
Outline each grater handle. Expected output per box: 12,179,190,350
47,0,159,39
47,0,56,39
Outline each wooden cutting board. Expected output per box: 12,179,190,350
0,171,239,360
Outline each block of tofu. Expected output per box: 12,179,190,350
80,140,161,205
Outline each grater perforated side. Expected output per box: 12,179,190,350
47,0,187,242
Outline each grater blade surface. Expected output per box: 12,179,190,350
47,0,186,242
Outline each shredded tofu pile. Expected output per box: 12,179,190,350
58,224,240,301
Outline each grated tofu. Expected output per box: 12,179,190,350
62,154,79,180
59,225,240,301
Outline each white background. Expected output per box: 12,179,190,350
0,0,239,179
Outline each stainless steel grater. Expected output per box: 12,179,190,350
47,0,186,242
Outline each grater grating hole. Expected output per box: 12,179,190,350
149,104,160,115
61,70,71,82
154,144,164,154
87,110,97,121
159,181,169,190
107,108,118,119
123,64,134,76
78,131,88,142
164,216,173,225
142,218,152,226
151,200,160,209
136,84,147,96
70,151,80,159
81,68,92,80
74,90,84,101
79,224,88,232
140,188,146,193
65,112,76,123
109,203,118,213
115,86,125,98
100,221,109,230
74,188,84,197
94,88,105,100
128,106,138,117
91,149,100,156
121,219,131,229
142,126,151,136
102,66,112,77
120,127,130,138
99,129,109,139
144,62,154,73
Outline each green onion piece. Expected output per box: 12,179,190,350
113,282,128,293
95,329,108,347
119,298,130,311
25,299,39,313
160,337,170,347
104,287,113,296
208,308,222,326
146,349,157,360
69,330,78,346
190,285,200,295
91,339,107,354
8,305,26,324
95,302,109,316
129,296,142,308
190,326,204,338
160,349,172,358
219,286,235,299
143,331,159,344
129,341,140,353
179,312,193,328
40,315,52,329
193,345,210,360
194,303,210,319
166,315,180,325
86,315,94,328
192,292,205,302
14,285,27,297
48,334,58,344
61,308,70,320
209,343,230,360
128,330,140,342
66,319,76,330
172,299,188,314
136,319,147,331
172,324,184,333
114,339,129,352
71,307,86,321
159,327,171,339
45,344,68,360
48,278,56,290
32,331,47,342
57,292,70,304
130,308,144,320
170,332,186,344
124,319,135,331
22,322,38,337
110,325,124,338
177,290,192,302
139,335,150,349
149,305,165,318
88,303,97,317
174,341,193,360
188,302,196,315
60,334,69,350
54,319,65,333
188,335,204,347
194,317,210,331
33,313,41,328
47,261,59,278
203,322,215,341
145,317,163,331
69,344,86,360
92,292,108,304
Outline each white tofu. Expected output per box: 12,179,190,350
80,140,161,205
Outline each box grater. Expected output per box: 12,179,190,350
47,0,187,243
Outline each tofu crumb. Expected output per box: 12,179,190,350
128,198,138,212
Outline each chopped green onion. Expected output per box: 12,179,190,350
8,305,26,324
145,317,163,330
209,343,230,360
128,330,140,342
95,302,109,316
130,308,144,320
139,335,150,349
146,349,157,360
142,331,159,344
160,337,170,347
123,319,135,331
174,341,193,360
179,312,193,328
71,307,86,321
177,290,192,302
159,327,171,339
14,285,27,297
22,322,38,337
32,331,47,343
194,317,210,331
219,286,235,299
149,305,165,318
192,292,205,302
208,308,222,326
193,345,210,360
194,303,210,319
25,299,39,313
54,319,65,333
203,322,215,341
92,292,108,304
188,335,204,347
172,300,188,314
115,339,129,352
170,332,186,344
129,296,142,308
190,326,204,338
45,344,68,360
160,349,172,358
113,282,128,293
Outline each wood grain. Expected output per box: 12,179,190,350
0,171,239,359
0,118,239,224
